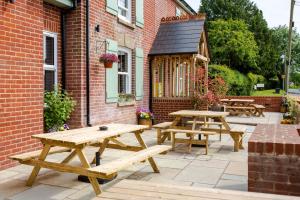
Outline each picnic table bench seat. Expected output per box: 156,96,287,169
153,122,172,144
89,145,171,176
252,104,266,117
186,120,224,141
166,129,218,154
10,147,71,162
225,106,255,116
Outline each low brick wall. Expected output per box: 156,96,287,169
152,98,194,123
152,96,282,124
248,124,300,196
227,96,282,112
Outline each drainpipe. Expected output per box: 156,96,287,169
149,57,153,112
61,13,66,91
85,0,92,126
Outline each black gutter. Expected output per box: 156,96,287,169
85,0,91,126
61,13,66,91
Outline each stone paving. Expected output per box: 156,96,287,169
0,112,282,200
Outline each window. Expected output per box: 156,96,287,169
118,47,132,94
118,0,131,23
43,32,57,92
176,7,182,17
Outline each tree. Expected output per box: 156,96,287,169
208,19,259,73
272,26,300,85
200,0,278,78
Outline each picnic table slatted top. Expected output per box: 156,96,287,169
169,110,229,117
32,124,148,145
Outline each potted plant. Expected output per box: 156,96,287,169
136,108,154,129
99,53,119,68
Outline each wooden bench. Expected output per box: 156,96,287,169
230,126,247,152
186,121,224,141
10,147,71,162
166,129,218,154
226,106,255,116
199,125,247,152
153,122,172,144
252,104,266,117
89,145,171,176
11,145,171,189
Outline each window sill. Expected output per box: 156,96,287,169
118,18,135,29
117,100,136,107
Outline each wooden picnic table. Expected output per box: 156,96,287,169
220,99,254,106
220,99,255,116
167,110,245,152
10,124,171,196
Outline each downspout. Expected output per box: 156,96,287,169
61,13,66,90
85,0,92,126
149,57,153,112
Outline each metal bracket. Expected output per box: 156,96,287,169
95,40,109,54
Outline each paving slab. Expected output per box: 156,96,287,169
190,159,229,169
224,161,248,176
37,172,89,190
216,179,248,191
9,184,77,200
175,165,224,185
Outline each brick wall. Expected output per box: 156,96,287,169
227,96,282,112
248,124,300,196
152,96,282,124
78,0,188,126
0,1,62,170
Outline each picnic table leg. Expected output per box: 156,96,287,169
91,138,110,164
134,132,160,173
61,150,77,164
76,148,102,195
26,144,51,186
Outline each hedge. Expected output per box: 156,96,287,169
209,65,256,96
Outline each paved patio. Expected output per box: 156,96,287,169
0,112,282,200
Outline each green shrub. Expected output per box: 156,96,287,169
44,87,76,132
209,65,252,96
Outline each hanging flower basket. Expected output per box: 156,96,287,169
104,61,113,68
99,53,119,68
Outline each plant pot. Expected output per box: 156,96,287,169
138,118,152,129
104,61,113,68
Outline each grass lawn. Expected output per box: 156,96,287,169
251,89,285,96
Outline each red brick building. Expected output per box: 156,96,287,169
0,0,196,170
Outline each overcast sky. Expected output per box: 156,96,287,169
185,0,300,31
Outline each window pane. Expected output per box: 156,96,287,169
118,74,127,93
44,70,55,92
118,51,128,72
119,0,128,8
45,36,55,65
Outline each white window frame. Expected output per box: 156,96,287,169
118,0,132,23
118,47,132,94
43,31,58,90
176,7,182,17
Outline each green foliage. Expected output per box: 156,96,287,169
44,87,76,132
200,0,279,79
247,72,265,85
208,19,259,73
209,65,252,96
272,26,300,84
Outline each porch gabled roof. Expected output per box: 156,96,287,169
149,18,204,56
